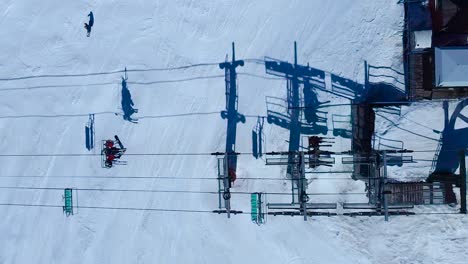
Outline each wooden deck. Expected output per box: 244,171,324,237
386,182,450,205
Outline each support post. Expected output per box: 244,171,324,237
443,101,449,129
299,152,308,221
218,159,222,210
223,154,231,218
383,150,389,221
294,41,298,66
364,60,369,93
461,150,467,214
259,117,264,157
258,192,264,224
288,42,301,176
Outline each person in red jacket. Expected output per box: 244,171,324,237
103,139,123,168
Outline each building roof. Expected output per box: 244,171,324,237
435,47,468,87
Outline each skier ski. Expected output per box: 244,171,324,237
84,11,94,37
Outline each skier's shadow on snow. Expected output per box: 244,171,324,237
121,77,138,122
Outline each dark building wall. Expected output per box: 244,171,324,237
352,104,375,154
409,51,433,100
430,0,468,46
352,104,375,178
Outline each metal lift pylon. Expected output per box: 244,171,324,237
265,151,337,221
212,43,245,218
213,153,242,218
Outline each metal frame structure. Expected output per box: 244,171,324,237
265,151,337,221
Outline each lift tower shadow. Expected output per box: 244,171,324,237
264,42,328,176
219,42,245,184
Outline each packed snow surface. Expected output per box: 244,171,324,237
0,1,466,263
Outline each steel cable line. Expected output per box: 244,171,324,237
0,175,229,180
0,111,271,120
0,186,368,196
237,72,283,80
0,74,224,92
0,153,216,157
243,58,265,64
411,149,466,153
127,74,225,85
0,148,464,158
0,203,461,217
375,113,439,141
137,112,220,119
0,203,228,214
0,111,221,120
5,187,457,200
0,71,282,95
0,175,438,181
0,59,267,82
290,99,463,109
0,63,221,81
0,72,284,93
0,111,117,119
399,115,442,133
415,212,461,215
0,81,115,92
0,174,361,181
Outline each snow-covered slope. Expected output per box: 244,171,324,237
0,1,466,263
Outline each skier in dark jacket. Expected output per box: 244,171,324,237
84,11,94,37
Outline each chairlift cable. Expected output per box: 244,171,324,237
0,175,438,181
0,203,230,214
0,186,369,196
0,203,461,217
0,60,268,82
3,185,459,197
0,148,465,157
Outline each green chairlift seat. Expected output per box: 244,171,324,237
63,188,73,216
251,193,265,225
